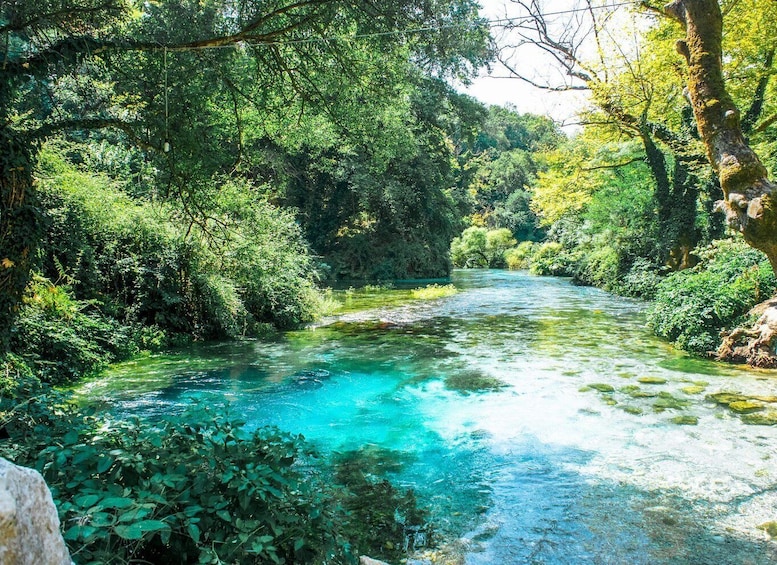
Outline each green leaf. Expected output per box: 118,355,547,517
294,538,305,552
99,497,134,509
216,509,231,522
114,520,169,540
117,506,153,523
96,456,113,474
188,522,201,543
63,430,79,445
74,493,101,508
64,525,97,541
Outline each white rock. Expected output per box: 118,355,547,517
0,457,72,565
360,556,392,565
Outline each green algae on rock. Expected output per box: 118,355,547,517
445,370,506,394
637,377,668,385
741,411,777,425
758,522,777,538
653,393,689,412
728,400,765,414
706,392,749,406
671,415,699,425
681,385,707,395
587,383,615,393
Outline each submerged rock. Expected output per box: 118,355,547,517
706,392,749,406
728,400,765,414
637,376,668,385
681,385,706,395
741,411,777,426
587,383,615,393
0,457,72,565
445,370,506,394
670,415,699,425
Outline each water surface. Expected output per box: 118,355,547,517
80,270,777,564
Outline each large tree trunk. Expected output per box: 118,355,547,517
0,128,41,352
666,0,777,366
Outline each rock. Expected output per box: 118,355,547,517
0,457,71,565
637,377,667,385
728,400,764,414
587,383,615,393
360,557,392,565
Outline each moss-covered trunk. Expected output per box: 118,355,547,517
666,0,777,365
0,128,41,351
666,0,777,269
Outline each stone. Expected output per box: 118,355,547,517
0,457,72,565
728,400,764,414
588,383,615,393
637,377,667,385
360,557,392,565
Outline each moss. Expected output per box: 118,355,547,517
706,392,749,406
588,383,615,393
620,385,641,394
445,370,506,394
728,400,764,414
630,390,658,399
681,385,706,395
758,522,777,538
653,394,689,411
742,412,777,426
621,405,643,415
671,415,699,425
637,376,667,385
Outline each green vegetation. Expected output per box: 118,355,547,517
648,240,777,354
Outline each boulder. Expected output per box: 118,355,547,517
0,457,72,565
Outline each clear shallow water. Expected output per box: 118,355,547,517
79,270,777,564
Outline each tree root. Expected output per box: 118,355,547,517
717,298,777,368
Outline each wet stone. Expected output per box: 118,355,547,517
728,400,765,414
637,377,668,385
671,415,699,426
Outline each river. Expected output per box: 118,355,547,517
79,270,777,564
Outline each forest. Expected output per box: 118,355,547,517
3,0,777,563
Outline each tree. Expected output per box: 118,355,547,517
665,0,777,366
0,0,489,349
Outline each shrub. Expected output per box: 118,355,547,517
648,239,777,354
2,399,350,564
450,227,517,268
10,276,147,384
505,241,537,270
529,242,575,276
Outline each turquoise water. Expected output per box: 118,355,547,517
80,270,777,564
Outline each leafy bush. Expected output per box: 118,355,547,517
450,227,517,268
505,241,537,270
10,276,150,384
619,257,663,299
35,145,322,339
648,239,777,354
529,242,575,276
2,398,348,564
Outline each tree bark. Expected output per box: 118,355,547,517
666,0,777,272
666,0,777,365
0,128,41,352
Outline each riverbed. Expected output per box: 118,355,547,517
78,270,777,564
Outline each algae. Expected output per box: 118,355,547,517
588,383,615,393
670,415,699,425
637,377,667,385
445,370,506,394
741,411,777,426
728,400,764,414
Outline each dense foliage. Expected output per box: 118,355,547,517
648,240,777,354
0,383,428,564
